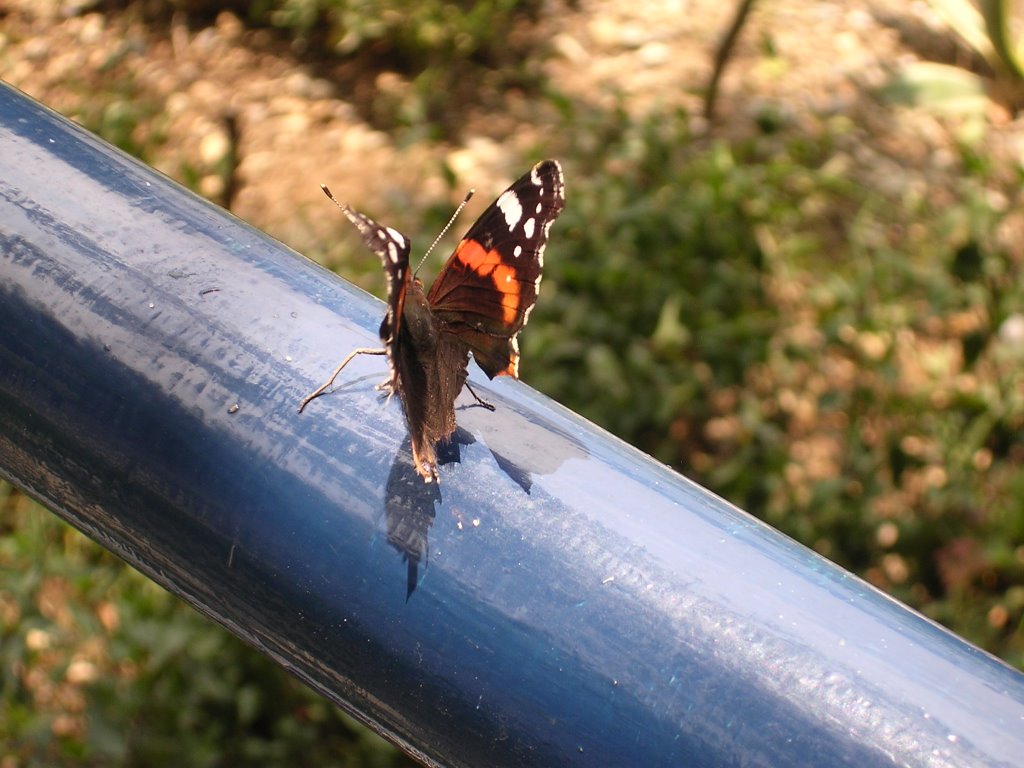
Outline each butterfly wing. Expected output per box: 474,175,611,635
426,159,566,379
332,197,412,394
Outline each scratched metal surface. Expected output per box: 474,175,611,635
1,83,1023,767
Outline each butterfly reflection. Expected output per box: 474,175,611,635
383,431,470,599
381,408,585,598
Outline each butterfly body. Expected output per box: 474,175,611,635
303,160,565,482
389,283,470,475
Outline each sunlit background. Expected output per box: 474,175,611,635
2,0,1023,764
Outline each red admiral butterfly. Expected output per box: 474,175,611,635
300,160,566,483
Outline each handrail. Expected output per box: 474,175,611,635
2,82,1023,767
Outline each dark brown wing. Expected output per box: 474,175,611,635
331,196,412,394
426,159,566,378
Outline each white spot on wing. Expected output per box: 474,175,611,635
509,337,521,377
535,202,542,214
524,217,536,239
513,245,522,258
385,227,406,246
497,190,523,230
387,242,399,263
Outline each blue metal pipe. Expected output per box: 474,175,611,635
1,82,1022,767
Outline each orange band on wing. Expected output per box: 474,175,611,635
454,240,522,325
491,263,520,325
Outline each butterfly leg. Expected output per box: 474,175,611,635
464,381,496,412
298,347,386,413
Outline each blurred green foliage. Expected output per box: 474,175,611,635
117,0,546,137
4,0,1024,764
262,0,547,134
880,1,1024,124
264,0,533,58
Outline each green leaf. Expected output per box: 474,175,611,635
982,0,1024,80
880,61,990,115
927,0,997,64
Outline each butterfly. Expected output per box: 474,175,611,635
300,160,566,483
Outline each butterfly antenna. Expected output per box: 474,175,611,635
415,189,474,275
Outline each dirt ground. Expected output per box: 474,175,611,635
2,0,1011,262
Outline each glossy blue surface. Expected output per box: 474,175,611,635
1,82,1023,767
